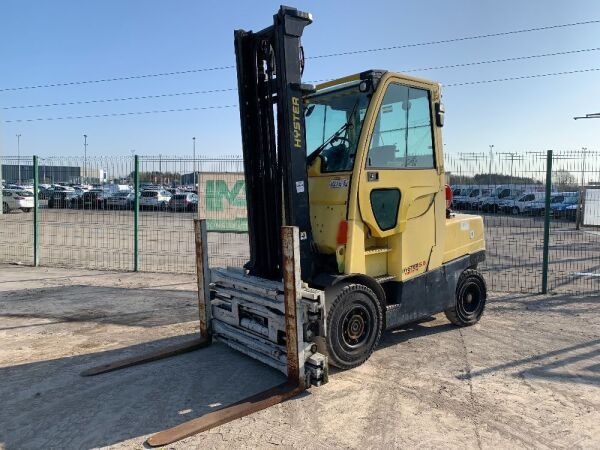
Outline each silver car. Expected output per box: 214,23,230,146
139,189,172,210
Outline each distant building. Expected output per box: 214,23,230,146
1,164,105,184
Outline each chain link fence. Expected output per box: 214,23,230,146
2,151,599,295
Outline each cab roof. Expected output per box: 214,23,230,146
315,69,440,92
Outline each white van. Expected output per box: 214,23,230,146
506,192,545,215
453,187,484,209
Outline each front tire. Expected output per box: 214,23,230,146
326,283,383,369
445,269,487,326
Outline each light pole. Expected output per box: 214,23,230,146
130,150,136,184
488,144,494,187
83,134,88,184
159,153,162,185
192,137,196,190
16,134,21,185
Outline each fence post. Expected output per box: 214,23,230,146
194,219,211,338
541,150,553,294
33,155,40,266
133,155,139,272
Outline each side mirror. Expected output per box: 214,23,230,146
435,102,445,127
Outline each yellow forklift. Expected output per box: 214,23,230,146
84,6,486,445
232,7,487,371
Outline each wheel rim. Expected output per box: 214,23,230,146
341,304,371,349
459,281,483,316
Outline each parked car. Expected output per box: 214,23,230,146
454,187,490,210
102,184,130,195
525,194,565,216
564,203,581,221
527,192,579,216
48,191,81,209
140,184,161,191
139,189,172,210
7,184,34,194
552,195,580,218
452,187,481,209
498,194,519,213
166,187,183,196
105,191,137,210
52,185,75,192
72,184,92,192
169,193,198,211
480,187,523,213
73,190,111,209
467,188,492,210
38,185,55,199
2,189,34,213
505,192,546,215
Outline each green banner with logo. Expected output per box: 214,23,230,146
199,172,248,232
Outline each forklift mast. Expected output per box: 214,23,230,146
234,5,314,281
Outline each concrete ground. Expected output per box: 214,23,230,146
0,264,599,449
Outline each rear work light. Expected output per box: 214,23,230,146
336,220,348,245
445,184,453,209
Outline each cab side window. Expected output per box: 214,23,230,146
367,83,434,169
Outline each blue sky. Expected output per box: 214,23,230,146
0,0,598,157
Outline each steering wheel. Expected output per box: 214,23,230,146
330,135,350,146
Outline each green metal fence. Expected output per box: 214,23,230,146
1,151,599,295
445,149,600,295
1,155,34,264
1,154,248,273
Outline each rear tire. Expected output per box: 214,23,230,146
21,208,32,213
326,283,383,369
2,202,9,214
445,269,487,326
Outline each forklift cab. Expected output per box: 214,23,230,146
305,71,446,283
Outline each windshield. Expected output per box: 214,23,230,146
305,82,371,173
